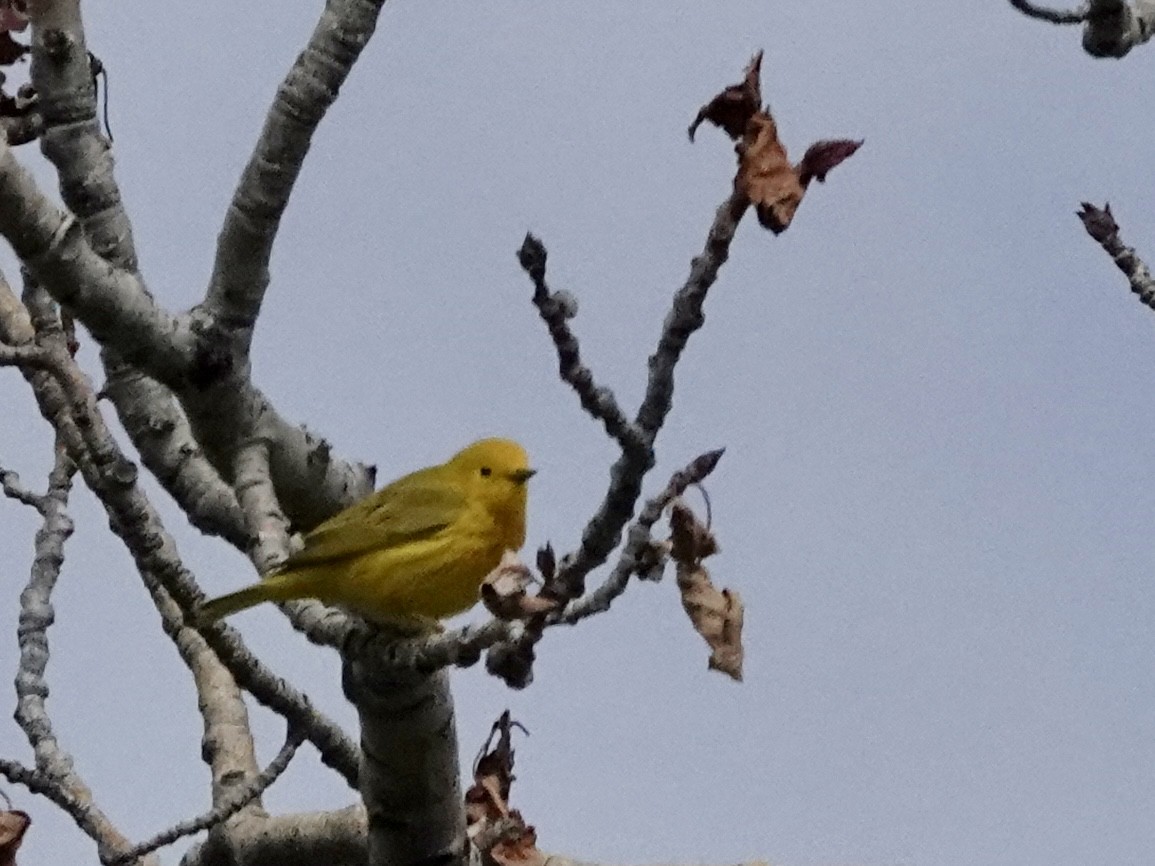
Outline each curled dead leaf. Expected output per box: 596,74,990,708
669,499,744,682
691,50,861,234
481,551,560,621
0,2,26,34
737,113,802,234
0,809,30,866
797,138,864,186
491,823,547,866
688,50,763,142
466,710,521,830
466,713,546,866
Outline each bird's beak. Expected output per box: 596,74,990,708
509,468,537,484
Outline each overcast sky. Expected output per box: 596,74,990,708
4,2,1155,865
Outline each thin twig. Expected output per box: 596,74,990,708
10,444,136,857
559,448,725,625
0,463,46,511
1008,0,1089,24
1077,202,1155,310
5,283,361,790
110,726,305,865
518,234,648,457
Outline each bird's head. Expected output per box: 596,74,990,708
448,438,535,544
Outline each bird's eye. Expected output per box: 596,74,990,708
479,466,492,477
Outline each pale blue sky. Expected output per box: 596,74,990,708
4,3,1155,865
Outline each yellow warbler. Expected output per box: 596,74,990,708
198,438,534,626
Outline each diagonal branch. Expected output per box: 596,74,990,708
526,190,746,605
1077,202,1155,308
0,277,361,791
28,0,254,552
201,0,393,353
1008,0,1089,23
0,139,195,379
1008,0,1155,56
518,235,647,456
558,448,725,625
111,726,304,866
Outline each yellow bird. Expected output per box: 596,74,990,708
198,438,534,627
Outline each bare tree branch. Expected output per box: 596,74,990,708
1008,0,1089,23
473,191,747,687
26,1,255,552
3,442,146,862
344,663,467,866
30,0,135,267
101,362,251,547
201,0,393,354
518,235,647,456
1,110,44,147
1008,0,1155,56
1077,202,1155,307
0,463,47,510
234,436,355,647
180,806,367,866
0,278,361,791
111,726,305,866
559,191,746,595
234,438,293,575
559,448,725,624
0,143,194,376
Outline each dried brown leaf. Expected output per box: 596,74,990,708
0,810,30,866
669,500,744,682
736,112,803,235
466,711,522,829
466,714,546,866
0,2,26,35
491,823,547,866
481,552,560,621
688,50,763,142
797,138,864,187
669,499,718,562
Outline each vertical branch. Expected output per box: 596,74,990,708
345,662,467,866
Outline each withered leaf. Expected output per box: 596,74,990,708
688,50,763,142
466,714,546,866
481,552,560,621
737,113,802,235
669,499,744,682
796,138,864,187
0,809,30,866
491,823,547,866
0,2,26,35
692,49,861,234
466,711,519,828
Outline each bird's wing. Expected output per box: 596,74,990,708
282,469,467,568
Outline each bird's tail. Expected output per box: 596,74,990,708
197,570,316,624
